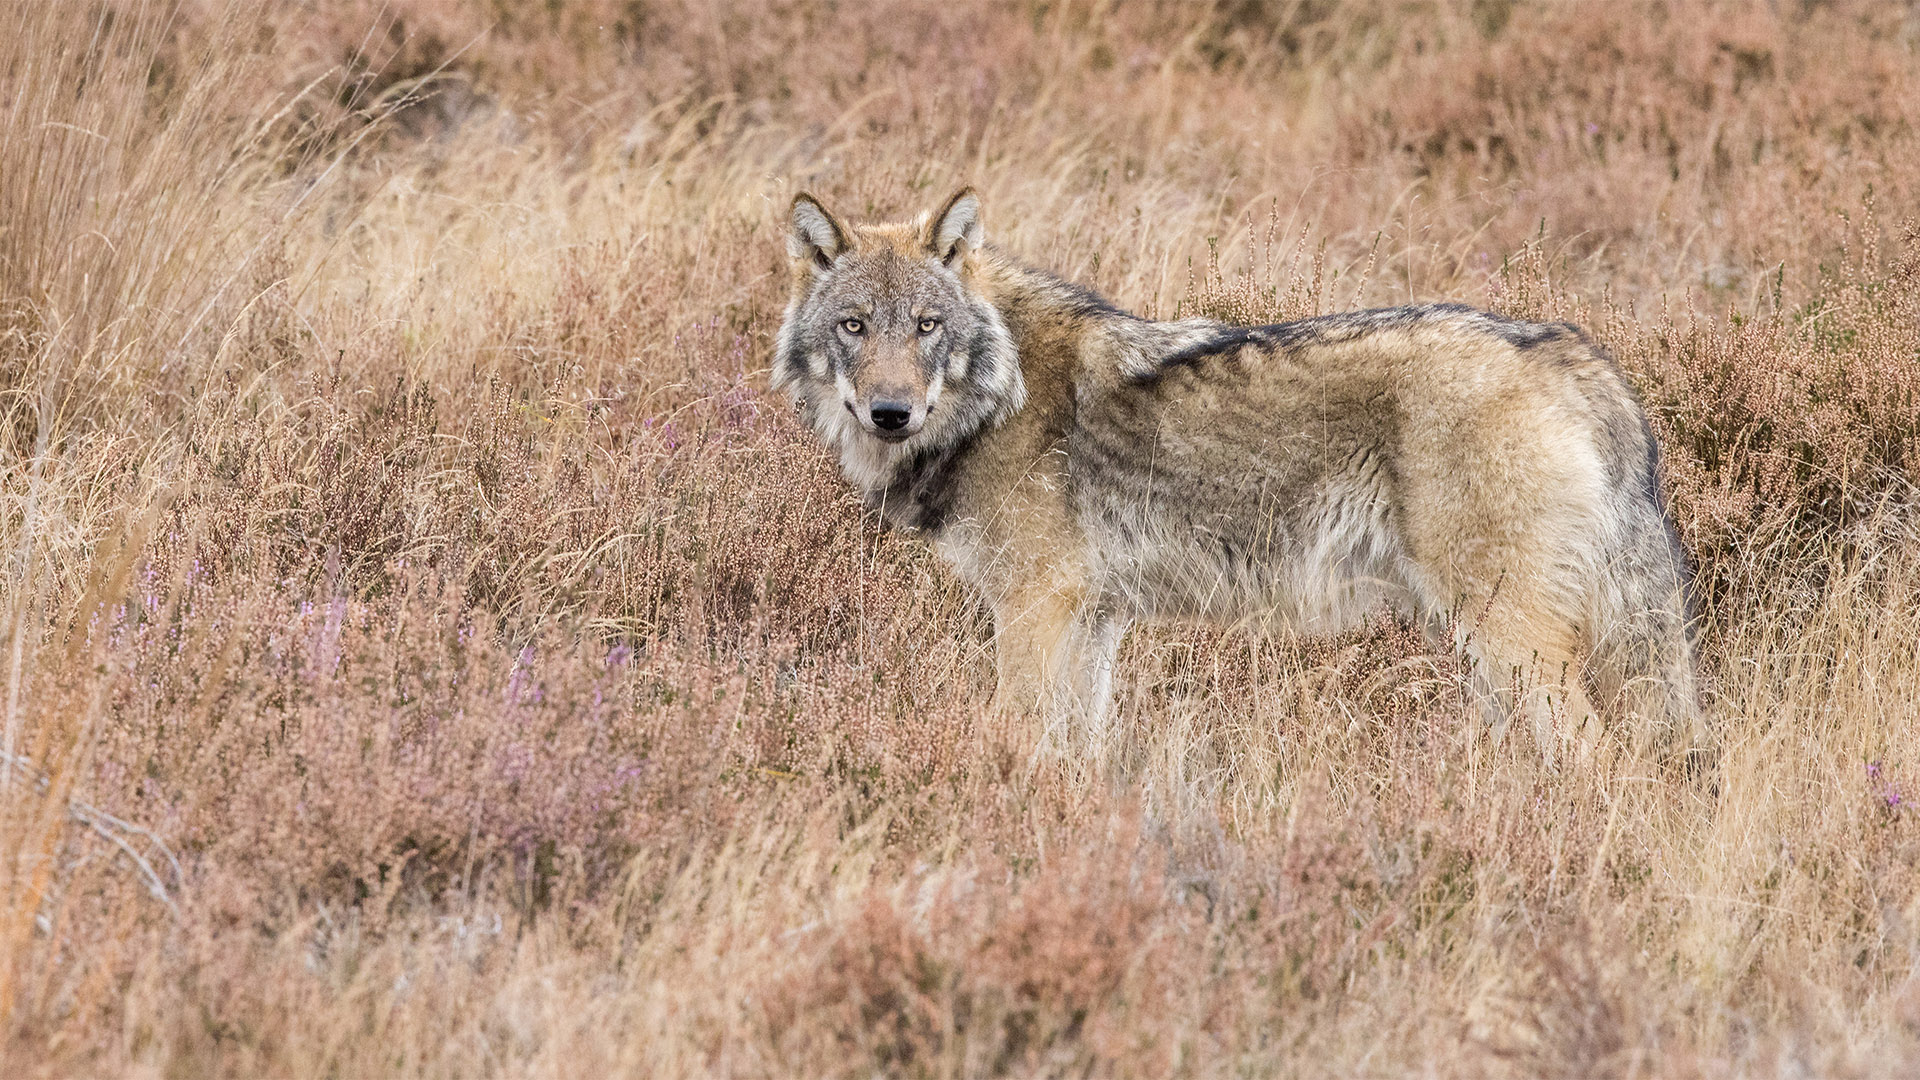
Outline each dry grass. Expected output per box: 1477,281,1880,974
2,1,1918,1075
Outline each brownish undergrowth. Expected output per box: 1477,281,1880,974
3,2,1918,1076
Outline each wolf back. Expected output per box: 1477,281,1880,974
773,188,1703,761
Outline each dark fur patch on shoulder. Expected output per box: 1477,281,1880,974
1135,326,1268,383
876,442,968,533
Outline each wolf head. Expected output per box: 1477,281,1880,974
773,188,1022,492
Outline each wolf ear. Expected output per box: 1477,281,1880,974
788,193,850,272
926,187,982,269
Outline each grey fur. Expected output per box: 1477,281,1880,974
774,191,1706,763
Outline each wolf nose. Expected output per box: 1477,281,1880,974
870,403,913,431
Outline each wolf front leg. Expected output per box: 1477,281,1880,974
990,579,1127,749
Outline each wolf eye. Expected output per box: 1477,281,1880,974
841,318,864,335
918,317,941,335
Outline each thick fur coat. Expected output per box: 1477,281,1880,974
774,188,1703,757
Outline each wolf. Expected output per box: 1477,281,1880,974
773,187,1703,759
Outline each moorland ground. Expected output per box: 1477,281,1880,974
3,1,1920,1076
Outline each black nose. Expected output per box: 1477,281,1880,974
870,403,912,431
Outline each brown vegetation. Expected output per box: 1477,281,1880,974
3,1,1918,1075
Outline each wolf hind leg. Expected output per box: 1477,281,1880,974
1584,525,1708,766
1453,608,1599,766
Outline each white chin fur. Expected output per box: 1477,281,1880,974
815,398,917,491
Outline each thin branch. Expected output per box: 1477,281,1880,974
68,803,179,919
1,750,182,920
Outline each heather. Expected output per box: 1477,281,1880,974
2,2,1918,1075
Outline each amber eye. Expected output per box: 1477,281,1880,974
841,318,864,335
917,317,940,335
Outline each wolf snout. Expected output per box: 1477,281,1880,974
870,401,914,432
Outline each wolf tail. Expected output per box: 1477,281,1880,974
1583,421,1709,763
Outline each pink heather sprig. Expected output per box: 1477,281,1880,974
1867,760,1907,813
